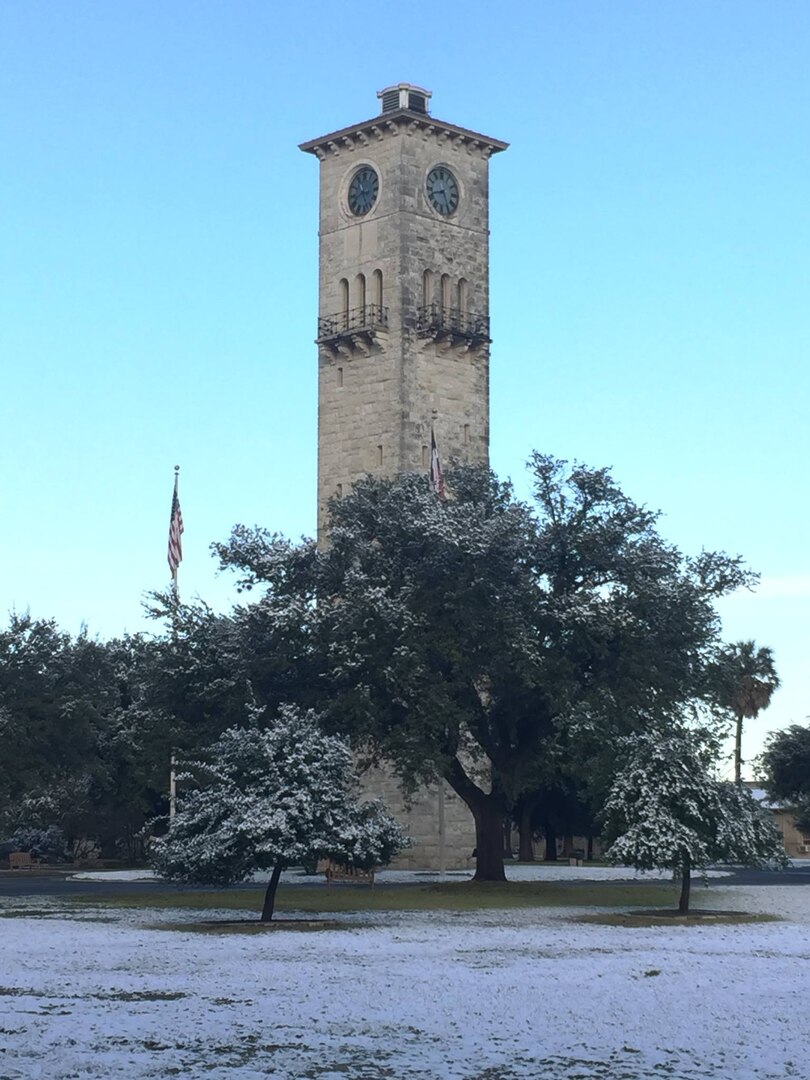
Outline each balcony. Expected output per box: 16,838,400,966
317,304,388,356
416,304,490,350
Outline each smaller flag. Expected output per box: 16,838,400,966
167,468,184,578
429,428,446,500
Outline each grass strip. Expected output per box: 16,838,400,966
70,879,684,916
576,910,781,928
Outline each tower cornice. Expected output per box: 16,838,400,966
299,110,508,161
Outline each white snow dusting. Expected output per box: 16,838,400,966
0,871,806,1079
70,863,733,884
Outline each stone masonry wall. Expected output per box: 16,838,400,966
305,102,506,868
314,120,495,538
359,765,477,871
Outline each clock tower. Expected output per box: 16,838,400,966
300,84,508,540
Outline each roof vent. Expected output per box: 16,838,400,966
377,83,432,116
408,91,427,114
381,89,400,113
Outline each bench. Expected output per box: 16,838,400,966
9,852,36,871
324,861,375,887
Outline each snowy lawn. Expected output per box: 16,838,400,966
70,863,734,883
0,875,807,1079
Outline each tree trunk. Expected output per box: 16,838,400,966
517,801,534,862
678,855,691,915
586,835,594,862
260,864,284,922
544,822,558,861
471,799,508,882
442,758,507,882
734,710,743,784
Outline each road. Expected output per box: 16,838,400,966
2,863,809,899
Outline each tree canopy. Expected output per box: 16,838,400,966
714,640,780,782
760,723,810,833
0,454,765,880
213,455,754,880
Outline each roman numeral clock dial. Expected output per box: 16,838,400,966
348,166,379,216
426,166,459,216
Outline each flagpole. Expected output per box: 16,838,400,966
169,753,177,821
167,464,182,820
438,778,446,879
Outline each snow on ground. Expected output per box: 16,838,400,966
1,879,807,1079
70,863,733,884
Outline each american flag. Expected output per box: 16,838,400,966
429,428,446,500
167,473,184,578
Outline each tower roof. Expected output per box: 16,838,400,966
299,86,508,160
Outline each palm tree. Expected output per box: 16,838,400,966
717,641,780,783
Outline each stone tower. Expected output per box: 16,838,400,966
300,87,507,869
300,84,508,540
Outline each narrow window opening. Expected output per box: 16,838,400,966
355,273,366,321
336,483,343,498
377,444,384,466
458,278,469,315
339,278,349,329
463,423,470,444
440,273,451,312
337,366,344,387
372,268,383,310
421,445,429,467
422,269,434,308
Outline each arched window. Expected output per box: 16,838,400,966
422,269,434,309
355,273,366,322
372,269,383,311
339,279,349,330
440,273,450,312
457,278,469,315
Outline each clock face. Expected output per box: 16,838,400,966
348,166,379,216
426,166,459,216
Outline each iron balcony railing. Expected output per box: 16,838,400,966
317,304,388,341
416,303,490,342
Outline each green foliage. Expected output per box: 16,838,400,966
213,455,753,880
712,639,780,781
714,640,780,720
0,454,759,878
0,615,170,858
760,723,810,832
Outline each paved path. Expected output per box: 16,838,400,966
2,863,809,899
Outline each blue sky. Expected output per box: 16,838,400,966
1,2,807,773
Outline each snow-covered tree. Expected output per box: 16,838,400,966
213,457,754,882
150,705,409,921
603,730,787,913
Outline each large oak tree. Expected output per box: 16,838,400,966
214,456,752,881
